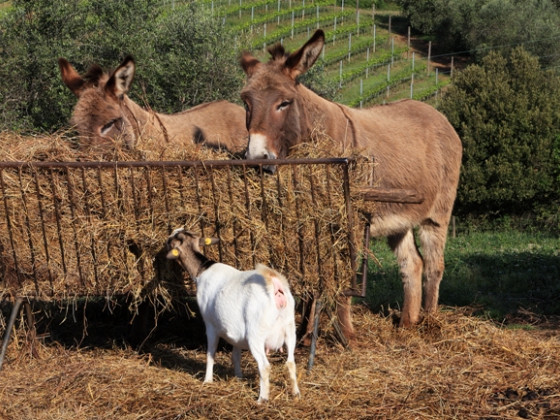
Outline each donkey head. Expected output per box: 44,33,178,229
59,56,137,148
240,30,325,171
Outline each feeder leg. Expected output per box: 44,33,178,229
0,297,24,371
306,299,322,372
302,297,317,346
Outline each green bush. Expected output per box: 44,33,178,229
439,47,560,232
397,0,560,66
0,0,244,132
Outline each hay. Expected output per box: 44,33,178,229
1,307,559,419
0,131,374,314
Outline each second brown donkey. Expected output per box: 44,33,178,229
59,56,247,153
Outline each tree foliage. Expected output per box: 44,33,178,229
0,0,244,132
397,0,560,66
440,47,560,231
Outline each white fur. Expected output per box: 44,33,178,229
245,132,274,160
169,231,300,403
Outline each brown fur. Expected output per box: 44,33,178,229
240,30,463,335
59,56,247,153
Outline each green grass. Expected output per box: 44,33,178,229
363,230,560,323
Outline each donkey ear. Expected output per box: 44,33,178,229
285,29,325,79
58,58,86,97
240,52,261,77
105,55,135,99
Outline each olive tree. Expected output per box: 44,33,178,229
440,47,560,230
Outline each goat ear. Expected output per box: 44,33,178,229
105,55,135,99
284,29,325,79
199,237,219,247
166,248,180,260
240,52,260,78
59,58,86,97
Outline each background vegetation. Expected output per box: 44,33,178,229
440,47,560,230
0,0,559,232
397,0,560,66
0,0,243,131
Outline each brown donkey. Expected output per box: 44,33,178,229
240,30,462,338
59,56,247,153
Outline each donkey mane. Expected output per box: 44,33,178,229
83,64,105,86
267,44,287,60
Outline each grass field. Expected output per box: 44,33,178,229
366,229,560,324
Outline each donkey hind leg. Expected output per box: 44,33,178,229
388,229,423,327
418,220,449,314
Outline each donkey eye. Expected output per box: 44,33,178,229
277,100,292,111
100,120,115,135
100,118,121,135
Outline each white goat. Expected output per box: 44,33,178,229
166,228,300,403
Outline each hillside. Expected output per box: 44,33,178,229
211,0,451,107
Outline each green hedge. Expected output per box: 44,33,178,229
440,47,560,232
0,0,244,132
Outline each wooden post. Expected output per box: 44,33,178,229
407,26,411,59
427,41,432,75
451,56,454,78
452,216,456,238
291,10,295,38
356,187,425,204
356,0,360,34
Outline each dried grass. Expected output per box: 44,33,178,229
1,307,559,419
0,131,373,318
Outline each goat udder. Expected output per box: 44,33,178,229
272,277,287,309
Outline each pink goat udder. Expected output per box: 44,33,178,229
272,277,287,309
